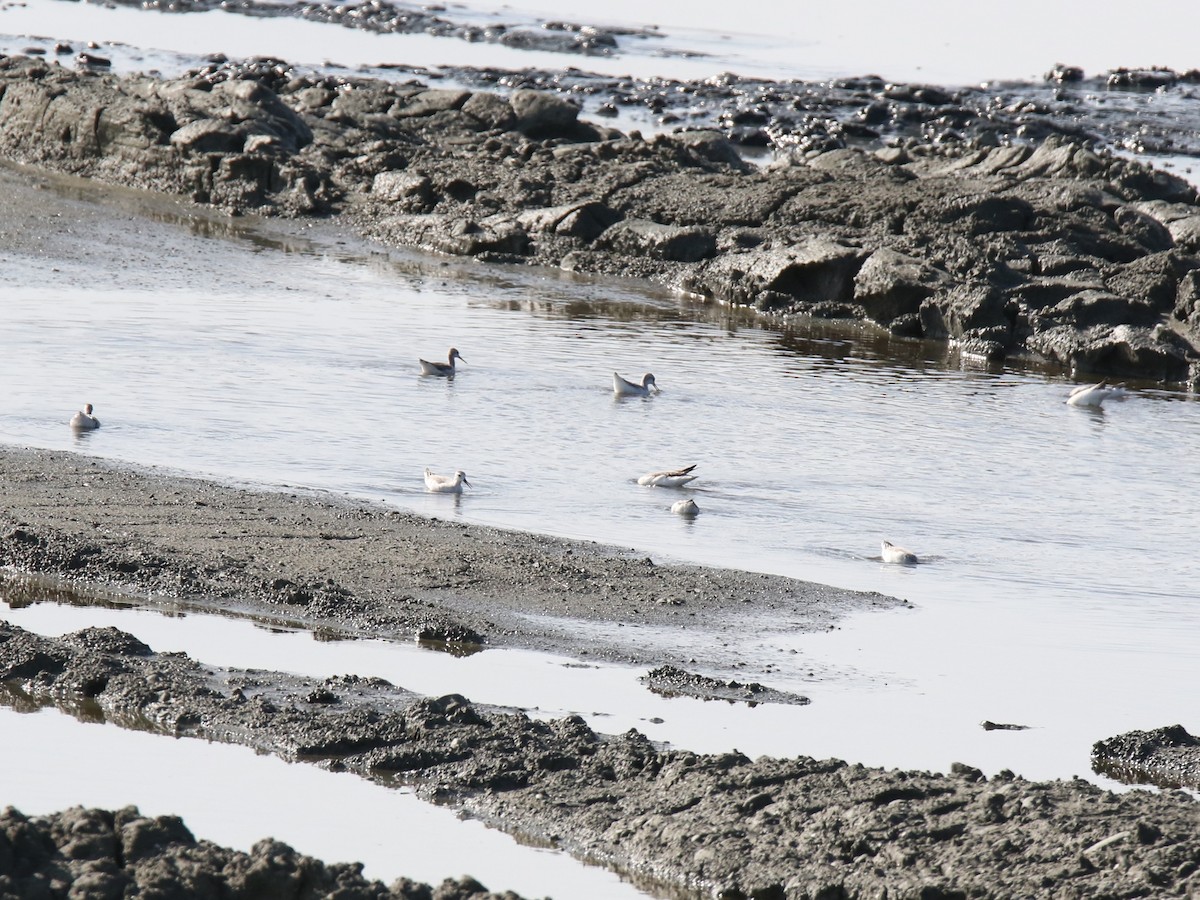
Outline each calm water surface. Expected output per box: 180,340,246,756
0,702,646,898
2,2,1199,889
1,192,1197,771
1,170,1199,891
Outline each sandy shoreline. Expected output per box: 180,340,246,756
0,445,904,679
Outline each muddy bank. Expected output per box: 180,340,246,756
0,446,903,681
3,621,1199,899
0,803,526,900
2,54,1200,385
1094,725,1200,792
640,664,811,707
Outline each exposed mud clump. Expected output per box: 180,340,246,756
1093,724,1200,790
641,664,810,706
95,0,641,58
0,804,526,900
3,54,1200,385
981,720,1032,731
2,621,1199,899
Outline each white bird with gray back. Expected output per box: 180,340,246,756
1066,381,1126,408
881,540,919,565
420,348,465,377
672,498,700,517
70,403,100,430
638,464,698,488
424,468,471,493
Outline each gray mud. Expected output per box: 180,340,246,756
1093,725,1200,792
0,802,525,900
3,621,1200,899
640,664,811,707
0,447,902,679
3,54,1200,385
1,450,1199,898
87,0,647,58
4,44,1200,899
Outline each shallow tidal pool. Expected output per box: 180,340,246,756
2,166,1199,893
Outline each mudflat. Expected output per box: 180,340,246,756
3,47,1200,899
0,445,902,672
3,448,1200,899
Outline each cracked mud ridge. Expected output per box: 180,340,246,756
1,449,1199,898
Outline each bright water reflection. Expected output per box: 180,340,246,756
0,701,647,899
0,593,1159,791
2,182,1199,793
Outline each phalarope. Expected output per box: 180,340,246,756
637,464,698,488
70,403,100,430
1066,381,1126,407
420,348,465,377
881,540,919,565
424,468,471,493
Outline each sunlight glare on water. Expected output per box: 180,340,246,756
3,0,1199,84
0,702,647,898
2,197,1200,789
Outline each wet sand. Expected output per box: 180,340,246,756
0,444,903,678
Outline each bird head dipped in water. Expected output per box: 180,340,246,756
613,372,658,397
1065,381,1126,408
881,540,919,565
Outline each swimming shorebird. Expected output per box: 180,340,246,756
424,468,471,493
1066,381,1126,407
671,498,700,517
70,403,100,430
637,464,698,488
613,372,657,397
420,348,465,377
881,540,919,565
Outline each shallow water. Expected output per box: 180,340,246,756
0,698,647,898
0,585,1146,793
3,0,1198,84
2,171,1198,791
1,4,1198,891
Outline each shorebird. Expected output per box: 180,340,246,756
420,348,465,377
881,540,919,565
637,464,698,488
423,468,471,493
70,403,100,430
1066,381,1126,407
671,498,700,517
613,372,657,397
